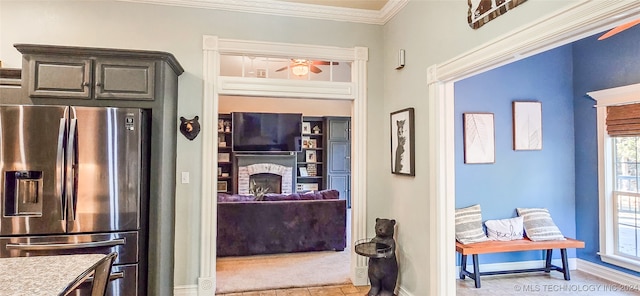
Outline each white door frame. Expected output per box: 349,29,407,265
427,1,640,294
198,35,369,294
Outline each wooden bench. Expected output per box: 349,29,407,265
456,237,585,288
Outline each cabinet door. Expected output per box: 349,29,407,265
328,141,350,174
328,119,350,141
27,56,92,99
95,59,155,100
328,174,350,208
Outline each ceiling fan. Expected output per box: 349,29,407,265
598,18,640,40
275,59,339,76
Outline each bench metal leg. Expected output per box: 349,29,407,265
544,249,553,273
561,248,570,280
460,254,467,279
472,254,481,288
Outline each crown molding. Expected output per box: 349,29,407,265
116,0,408,25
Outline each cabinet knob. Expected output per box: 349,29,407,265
82,82,90,87
96,82,104,87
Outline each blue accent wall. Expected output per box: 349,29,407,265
572,26,640,277
455,45,576,264
454,25,640,277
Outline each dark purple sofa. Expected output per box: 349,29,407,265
216,189,347,257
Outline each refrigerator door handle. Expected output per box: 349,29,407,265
5,238,125,251
86,271,125,283
56,118,67,220
66,118,79,221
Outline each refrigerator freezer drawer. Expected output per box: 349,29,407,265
68,263,139,296
0,231,139,265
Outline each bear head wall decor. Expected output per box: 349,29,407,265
179,116,201,141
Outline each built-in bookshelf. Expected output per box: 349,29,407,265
217,114,233,193
296,117,324,192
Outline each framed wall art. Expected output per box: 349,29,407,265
390,107,415,176
468,0,528,29
463,113,495,164
512,101,542,150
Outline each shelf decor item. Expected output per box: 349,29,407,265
217,181,228,192
312,125,321,134
218,153,230,162
308,139,317,148
299,167,309,177
512,101,542,151
302,122,311,134
463,113,495,164
306,150,316,162
390,108,415,176
307,163,317,176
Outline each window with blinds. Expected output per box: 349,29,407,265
607,103,640,136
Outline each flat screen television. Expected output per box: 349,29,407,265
232,112,303,152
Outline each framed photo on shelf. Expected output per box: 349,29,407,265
299,167,309,177
305,150,316,162
390,107,415,176
308,139,317,148
302,136,310,148
217,181,228,192
218,153,230,162
302,122,311,134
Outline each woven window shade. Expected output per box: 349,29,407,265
607,104,640,136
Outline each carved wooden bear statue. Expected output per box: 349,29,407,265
179,116,201,141
368,218,398,296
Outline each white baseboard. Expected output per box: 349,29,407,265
577,259,640,287
173,285,198,296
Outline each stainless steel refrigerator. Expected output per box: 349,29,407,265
0,104,149,296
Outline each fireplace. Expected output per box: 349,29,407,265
249,173,282,194
236,154,296,195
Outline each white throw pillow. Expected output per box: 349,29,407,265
455,204,489,244
485,217,524,241
516,208,566,241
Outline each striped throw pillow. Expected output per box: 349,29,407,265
455,204,488,244
516,208,565,241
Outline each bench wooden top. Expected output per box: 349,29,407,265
456,238,585,255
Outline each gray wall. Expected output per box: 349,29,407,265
0,0,384,288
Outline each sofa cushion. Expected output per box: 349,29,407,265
264,193,300,201
516,207,565,241
217,193,254,202
455,204,488,244
320,189,340,200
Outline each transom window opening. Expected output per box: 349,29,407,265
219,54,351,82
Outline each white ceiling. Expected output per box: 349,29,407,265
118,0,407,24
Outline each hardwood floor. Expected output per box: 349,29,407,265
216,284,370,295
217,270,640,295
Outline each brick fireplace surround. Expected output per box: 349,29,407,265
235,154,296,195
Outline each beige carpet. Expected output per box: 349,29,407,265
215,250,351,294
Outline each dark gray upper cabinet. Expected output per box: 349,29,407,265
95,59,155,100
15,44,180,101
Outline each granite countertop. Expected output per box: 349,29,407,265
0,253,106,296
